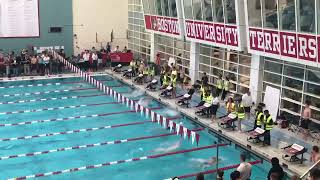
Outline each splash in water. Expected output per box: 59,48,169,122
162,109,180,117
138,97,152,107
125,90,145,97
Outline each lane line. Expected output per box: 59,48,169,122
0,88,97,98
0,120,151,142
0,79,113,89
0,94,107,105
0,100,141,128
0,117,192,161
8,143,227,180
0,107,161,142
0,101,122,115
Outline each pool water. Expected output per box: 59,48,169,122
0,76,271,180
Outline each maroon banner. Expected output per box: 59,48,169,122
144,15,180,35
249,28,318,62
185,20,238,47
109,52,133,63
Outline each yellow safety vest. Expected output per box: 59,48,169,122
237,104,245,120
224,80,230,91
171,75,177,87
149,67,155,76
256,112,264,126
226,102,235,113
217,79,223,89
264,115,274,131
205,95,213,104
163,75,170,86
143,69,148,75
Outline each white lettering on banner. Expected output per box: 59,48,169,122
257,31,264,49
265,33,272,51
250,31,257,48
272,33,280,52
309,39,316,59
299,37,307,57
146,15,179,35
185,20,238,46
249,28,319,62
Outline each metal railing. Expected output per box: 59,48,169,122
300,159,320,179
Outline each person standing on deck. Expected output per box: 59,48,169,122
301,100,311,140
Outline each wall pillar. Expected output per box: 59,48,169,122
149,32,157,63
189,41,200,84
249,54,264,104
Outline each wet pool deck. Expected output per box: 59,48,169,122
107,70,319,177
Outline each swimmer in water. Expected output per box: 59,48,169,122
190,157,220,168
153,138,182,153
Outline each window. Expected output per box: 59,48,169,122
149,0,157,14
156,0,163,15
282,100,301,114
306,68,320,83
225,0,236,24
264,60,283,74
142,0,150,14
212,0,224,22
193,0,203,20
202,0,213,21
298,0,315,33
264,72,281,85
283,77,303,90
169,0,178,17
279,0,295,31
247,0,262,27
305,83,320,96
284,65,304,79
183,0,193,19
264,0,278,29
162,0,169,16
283,88,302,102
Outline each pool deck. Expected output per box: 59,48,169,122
1,70,316,177
106,70,316,177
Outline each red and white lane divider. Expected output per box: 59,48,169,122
0,101,122,115
0,79,113,89
0,119,195,161
0,120,154,142
9,143,227,180
167,160,262,179
0,94,107,105
0,110,137,128
53,51,202,144
0,87,97,98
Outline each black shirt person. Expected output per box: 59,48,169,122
201,72,208,85
267,157,284,180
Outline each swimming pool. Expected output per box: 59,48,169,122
0,75,272,180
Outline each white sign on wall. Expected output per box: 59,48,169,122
0,0,40,38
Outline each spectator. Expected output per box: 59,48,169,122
309,168,320,180
106,42,111,53
301,100,311,140
91,51,98,72
201,72,209,86
242,90,253,120
43,53,50,75
217,170,224,180
230,170,241,180
114,46,120,52
311,146,320,164
123,46,128,53
22,54,30,75
237,153,252,180
221,76,230,101
268,157,284,180
196,173,204,180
